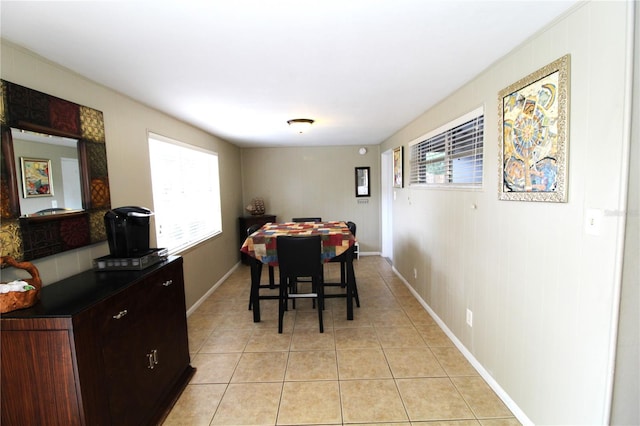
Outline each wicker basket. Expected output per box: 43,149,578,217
0,256,42,314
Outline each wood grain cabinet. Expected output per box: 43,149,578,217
1,256,194,426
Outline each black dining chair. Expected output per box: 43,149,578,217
246,224,276,311
324,221,360,307
276,235,324,333
291,217,322,222
288,218,322,292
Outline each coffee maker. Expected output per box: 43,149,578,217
104,206,154,258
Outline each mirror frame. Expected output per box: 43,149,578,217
355,166,370,198
0,80,111,261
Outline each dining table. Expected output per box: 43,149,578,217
240,221,357,323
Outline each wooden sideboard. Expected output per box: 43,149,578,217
238,214,276,265
0,256,194,425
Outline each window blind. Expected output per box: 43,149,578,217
409,106,484,187
148,133,222,254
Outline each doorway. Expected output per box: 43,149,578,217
61,157,82,210
381,149,393,263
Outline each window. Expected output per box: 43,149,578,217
409,106,484,188
148,132,222,254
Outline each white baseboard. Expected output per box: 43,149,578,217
391,265,533,426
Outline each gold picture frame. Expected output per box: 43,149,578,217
20,157,54,198
498,54,570,202
393,146,403,188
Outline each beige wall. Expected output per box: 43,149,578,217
1,41,244,308
2,1,636,423
380,2,634,424
241,145,380,252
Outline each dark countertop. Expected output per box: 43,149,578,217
1,256,181,319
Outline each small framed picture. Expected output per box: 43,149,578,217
393,146,403,188
21,157,54,198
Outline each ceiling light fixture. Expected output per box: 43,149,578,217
287,118,314,134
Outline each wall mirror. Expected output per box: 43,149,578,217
13,129,82,213
355,166,370,197
0,80,111,261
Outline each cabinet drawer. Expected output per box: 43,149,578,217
144,260,185,313
96,278,148,336
97,261,184,336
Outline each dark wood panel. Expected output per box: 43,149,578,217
1,330,81,426
0,317,72,331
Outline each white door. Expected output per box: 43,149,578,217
61,157,82,210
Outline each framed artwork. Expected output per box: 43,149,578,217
498,54,570,202
20,157,54,198
355,166,370,197
393,146,403,188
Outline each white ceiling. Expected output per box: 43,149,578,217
1,0,579,148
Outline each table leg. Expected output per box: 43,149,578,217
250,260,262,322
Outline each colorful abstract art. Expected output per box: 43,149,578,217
498,55,570,202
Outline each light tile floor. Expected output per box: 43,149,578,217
163,256,521,426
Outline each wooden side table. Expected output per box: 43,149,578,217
239,214,276,265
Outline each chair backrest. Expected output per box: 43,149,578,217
277,235,322,278
291,217,322,223
346,221,356,237
246,223,262,236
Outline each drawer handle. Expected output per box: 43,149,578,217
162,279,173,287
147,349,159,369
112,309,128,320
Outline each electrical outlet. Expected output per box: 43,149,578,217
466,309,473,327
413,268,417,279
51,200,58,208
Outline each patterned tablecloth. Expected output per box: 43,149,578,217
240,221,356,266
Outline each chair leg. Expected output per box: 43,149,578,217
312,268,327,310
249,261,263,310
353,279,360,308
268,266,275,288
278,274,288,334
290,278,297,310
315,276,324,333
249,261,264,323
343,254,359,307
312,278,316,309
